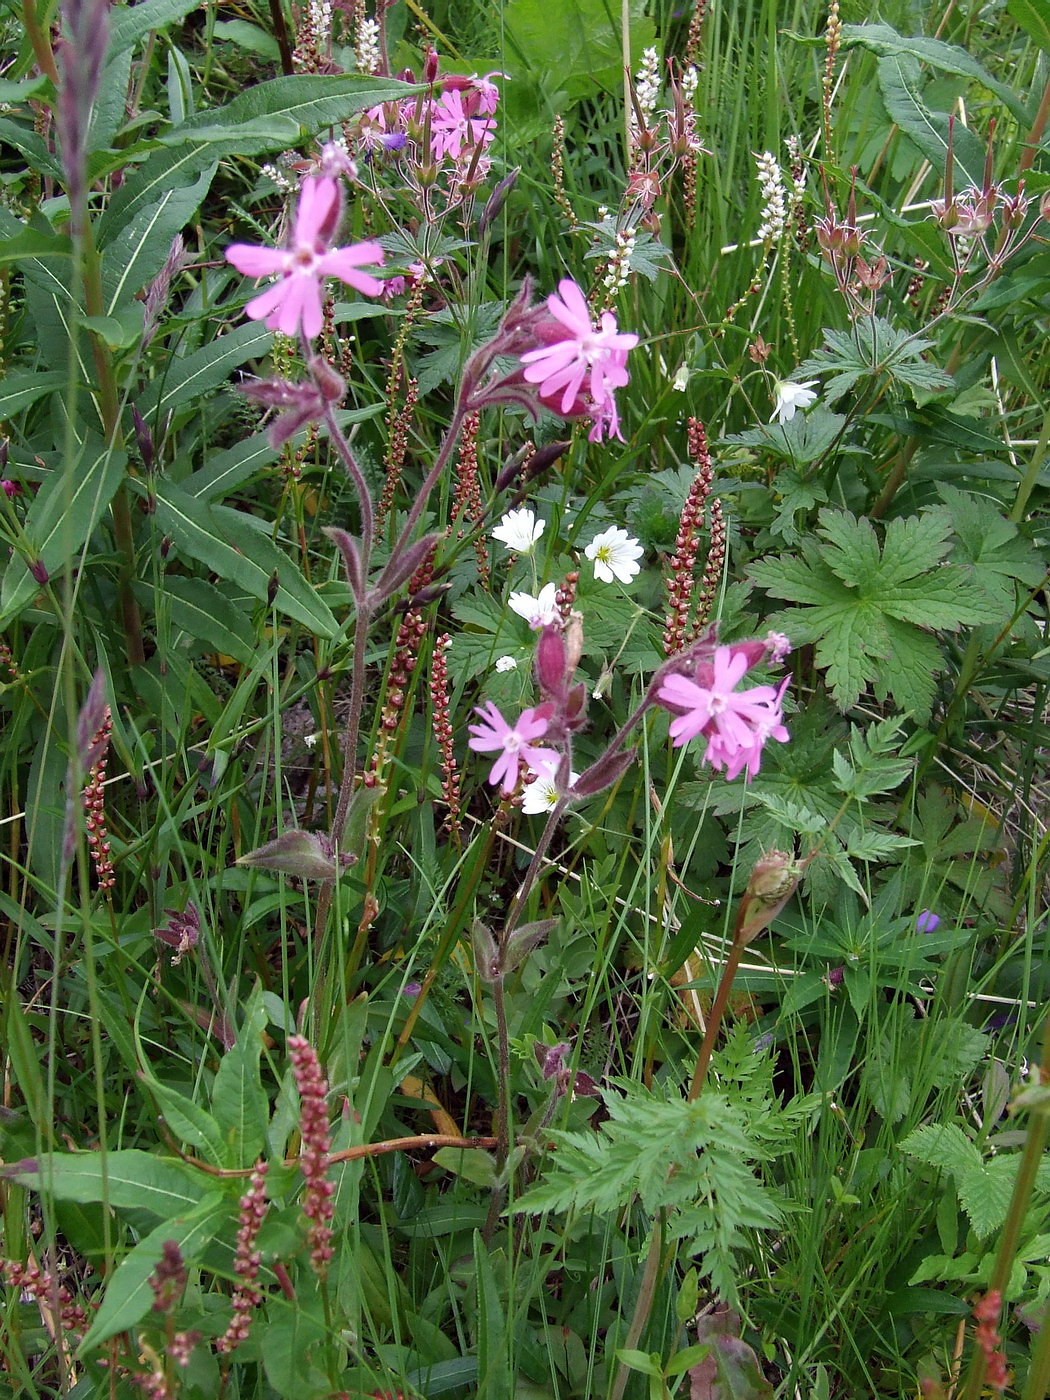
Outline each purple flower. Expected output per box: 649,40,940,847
226,176,384,340
656,644,789,782
519,279,638,443
467,701,557,794
916,910,940,934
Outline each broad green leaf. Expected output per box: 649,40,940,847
147,322,274,419
474,1233,508,1400
0,445,127,627
0,117,64,181
213,19,283,60
151,481,339,639
0,369,66,416
0,229,72,265
876,54,986,191
79,1193,230,1349
504,0,655,102
108,0,207,57
149,575,259,666
1007,0,1050,50
871,511,954,587
2,1149,204,1215
843,23,1031,126
182,430,280,501
102,168,214,314
140,1077,228,1165
211,985,270,1167
99,75,420,242
874,619,942,718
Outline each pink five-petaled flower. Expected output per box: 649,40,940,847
519,279,638,443
657,644,789,782
468,701,557,795
226,176,385,341
430,88,497,161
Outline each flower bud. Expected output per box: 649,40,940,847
535,624,568,698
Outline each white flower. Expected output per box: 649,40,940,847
521,760,579,815
495,655,518,673
492,508,545,554
672,364,689,392
585,526,644,584
770,378,818,424
508,582,559,630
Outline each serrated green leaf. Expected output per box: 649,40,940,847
877,511,955,585
957,1158,1018,1239
900,1122,982,1176
842,23,1031,126
880,571,1002,628
845,830,919,860
874,620,942,718
79,1194,230,1350
817,510,883,588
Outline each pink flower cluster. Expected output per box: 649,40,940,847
361,70,500,174
520,279,638,442
656,639,789,782
226,175,384,340
288,1035,335,1275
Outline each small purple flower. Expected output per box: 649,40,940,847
916,910,940,934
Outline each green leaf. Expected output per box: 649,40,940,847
99,75,421,242
147,322,274,419
150,575,259,666
102,168,214,314
0,369,67,416
182,431,281,501
900,1123,983,1176
108,0,208,57
842,22,1031,126
211,986,270,1167
1007,0,1050,51
0,445,128,627
2,1149,205,1216
139,1077,228,1166
956,1158,1019,1239
0,229,72,265
876,54,986,190
78,1193,230,1349
151,481,340,639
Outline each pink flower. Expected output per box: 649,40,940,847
430,89,496,161
226,176,384,340
468,701,557,794
657,645,789,781
519,279,638,442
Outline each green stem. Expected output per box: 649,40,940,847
22,0,59,82
609,1216,666,1400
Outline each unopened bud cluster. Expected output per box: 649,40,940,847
2,1255,90,1336
83,707,115,891
664,418,714,656
288,1036,335,1275
217,1161,270,1353
430,635,462,838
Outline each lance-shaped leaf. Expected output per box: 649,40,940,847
501,918,558,976
573,747,637,799
236,829,355,880
326,525,365,601
372,531,443,606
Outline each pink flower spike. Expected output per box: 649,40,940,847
468,700,556,794
226,175,385,341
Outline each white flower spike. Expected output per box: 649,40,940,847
771,378,819,425
585,526,644,585
492,508,545,554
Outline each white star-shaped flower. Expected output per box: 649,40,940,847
492,508,545,554
770,378,818,424
521,760,579,815
585,526,644,584
508,582,559,629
